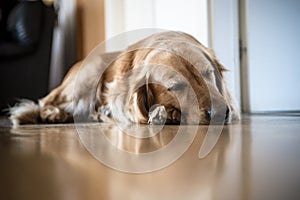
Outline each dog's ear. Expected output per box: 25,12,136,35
135,83,155,118
207,48,228,77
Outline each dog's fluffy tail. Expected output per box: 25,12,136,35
8,99,41,128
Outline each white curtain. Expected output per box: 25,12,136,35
49,0,77,90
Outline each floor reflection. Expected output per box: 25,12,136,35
0,123,235,200
1,116,299,200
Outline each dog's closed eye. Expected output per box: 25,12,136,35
167,82,187,91
202,69,214,78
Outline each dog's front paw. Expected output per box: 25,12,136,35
40,105,70,123
148,105,167,125
89,105,112,122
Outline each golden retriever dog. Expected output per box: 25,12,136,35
9,31,240,127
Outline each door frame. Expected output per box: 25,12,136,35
239,0,250,113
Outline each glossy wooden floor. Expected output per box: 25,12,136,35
0,115,300,200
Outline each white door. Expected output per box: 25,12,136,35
241,0,300,112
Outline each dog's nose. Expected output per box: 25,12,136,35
207,106,230,120
225,106,230,120
207,109,215,119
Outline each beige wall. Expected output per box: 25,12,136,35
77,0,105,59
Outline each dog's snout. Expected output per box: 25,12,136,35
207,105,230,122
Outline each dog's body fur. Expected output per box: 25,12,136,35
9,31,240,127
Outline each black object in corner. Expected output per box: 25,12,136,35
0,1,56,114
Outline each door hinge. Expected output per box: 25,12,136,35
239,39,247,60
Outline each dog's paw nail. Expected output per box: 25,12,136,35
100,105,111,117
148,105,167,125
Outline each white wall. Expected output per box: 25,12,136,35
210,0,240,107
104,0,125,40
153,0,209,46
105,0,209,46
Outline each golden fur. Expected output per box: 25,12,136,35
9,31,240,127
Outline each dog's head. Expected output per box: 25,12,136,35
129,49,236,125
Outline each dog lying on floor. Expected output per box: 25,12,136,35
9,31,240,127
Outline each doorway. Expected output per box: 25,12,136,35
239,0,300,113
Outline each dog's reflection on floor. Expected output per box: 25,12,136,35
4,123,237,200
102,125,179,153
